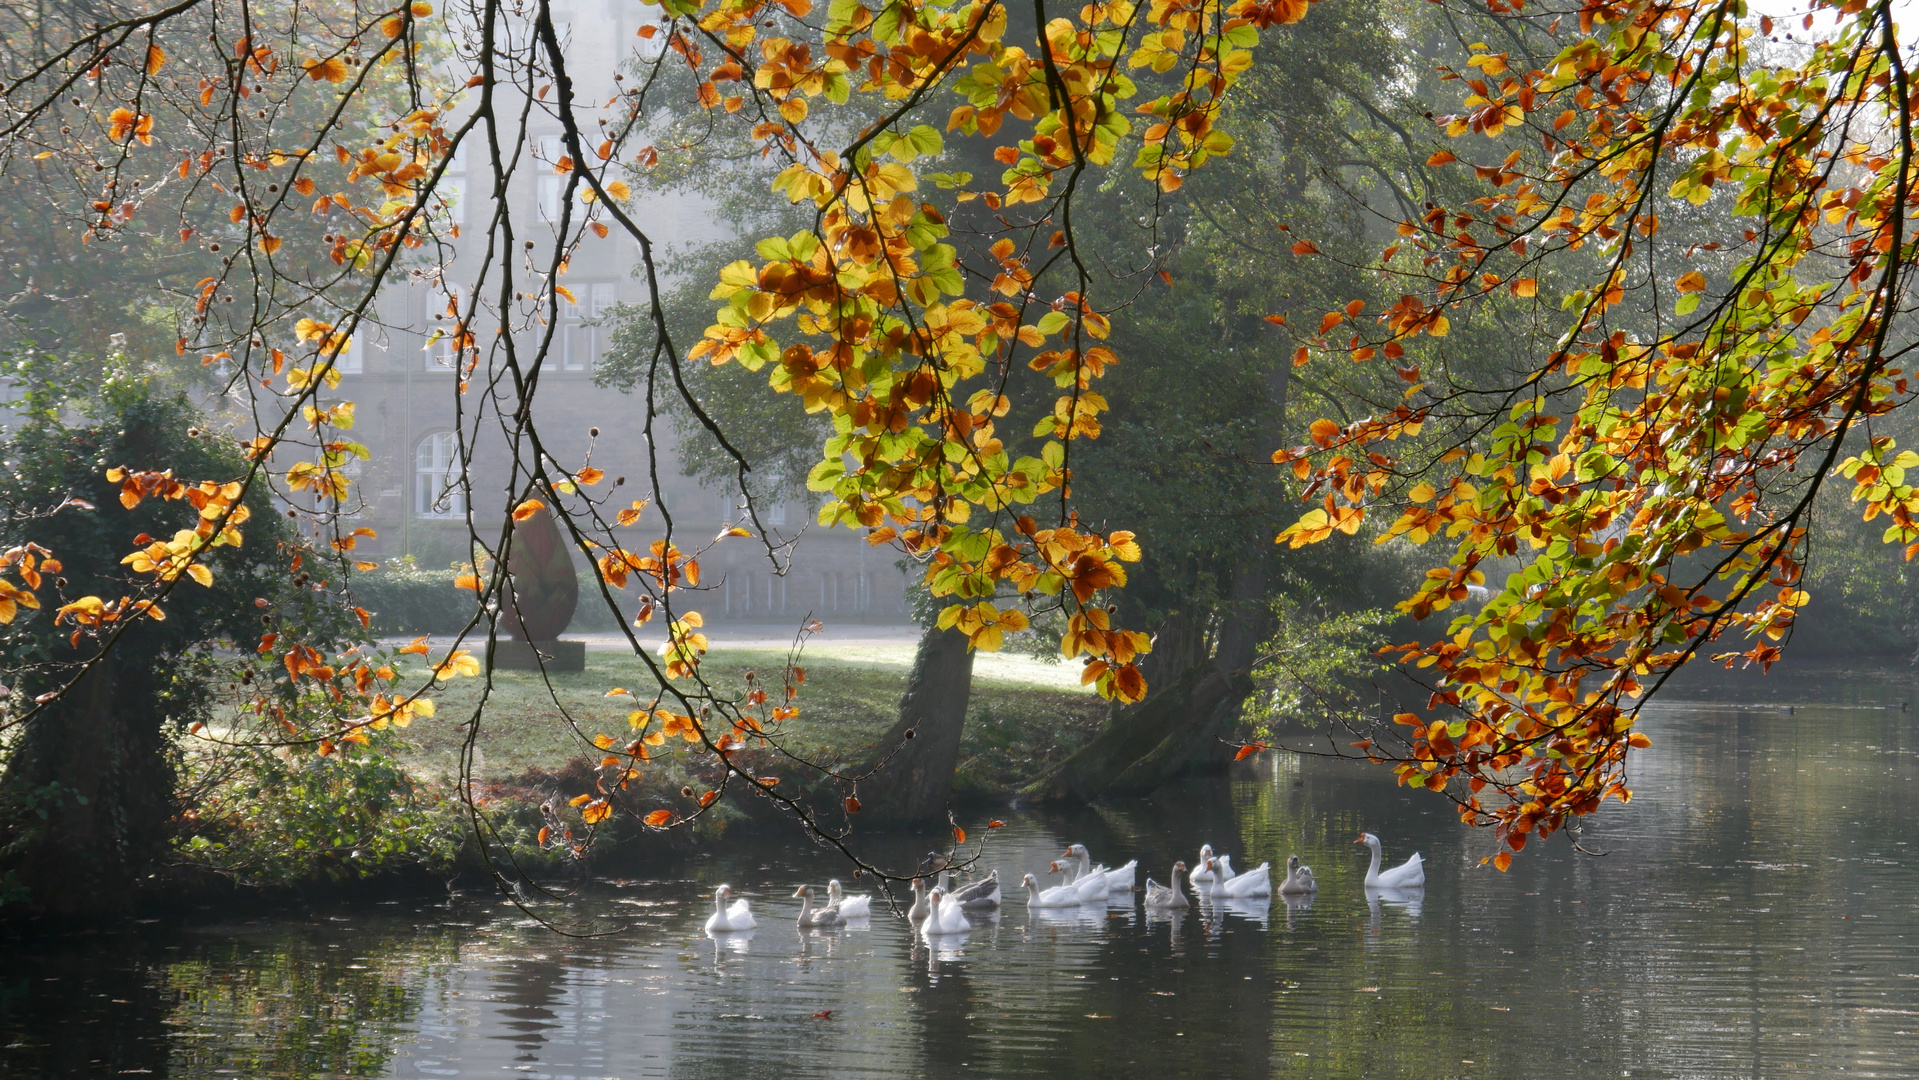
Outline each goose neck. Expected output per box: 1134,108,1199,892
1365,840,1383,883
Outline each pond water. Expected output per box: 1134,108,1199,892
5,671,1919,1079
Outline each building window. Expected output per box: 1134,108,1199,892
439,176,465,226
415,431,465,518
330,330,361,374
537,174,563,220
427,285,463,369
768,500,787,527
590,282,616,317
562,322,595,371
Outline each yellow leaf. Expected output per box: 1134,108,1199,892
1676,271,1707,293
555,285,578,305
605,180,631,201
1512,278,1537,298
145,45,167,75
512,499,546,521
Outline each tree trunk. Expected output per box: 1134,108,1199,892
1026,560,1273,802
1023,662,1254,802
0,658,173,920
853,626,976,823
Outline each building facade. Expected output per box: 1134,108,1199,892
326,0,910,628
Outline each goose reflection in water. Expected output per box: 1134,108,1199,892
1365,886,1425,937
705,927,755,965
1281,891,1314,931
1221,895,1272,929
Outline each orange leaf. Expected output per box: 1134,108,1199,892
844,795,862,813
644,809,673,826
582,799,611,824
1234,742,1267,761
1493,850,1512,872
1263,314,1286,326
987,819,1005,829
538,825,551,846
1426,150,1456,166
512,499,545,522
1291,240,1319,256
952,826,967,844
1319,311,1343,333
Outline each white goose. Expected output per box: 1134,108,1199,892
826,879,870,918
1357,831,1425,888
921,887,972,934
1143,861,1191,909
1063,844,1137,892
1216,854,1272,897
1189,845,1219,885
1278,854,1317,896
1060,857,1112,903
703,884,757,932
907,877,933,925
1021,871,1083,908
792,884,845,928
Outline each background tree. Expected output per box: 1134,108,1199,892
0,364,324,916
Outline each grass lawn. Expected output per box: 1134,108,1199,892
396,643,1107,801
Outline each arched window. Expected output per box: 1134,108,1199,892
415,431,465,518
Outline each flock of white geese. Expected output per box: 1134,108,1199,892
704,831,1425,936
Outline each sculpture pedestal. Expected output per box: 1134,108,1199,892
489,638,586,672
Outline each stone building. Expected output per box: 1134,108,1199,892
325,0,911,629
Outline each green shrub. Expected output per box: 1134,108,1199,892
175,726,462,886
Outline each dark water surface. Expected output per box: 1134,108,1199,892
5,672,1919,1079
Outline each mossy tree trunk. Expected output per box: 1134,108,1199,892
0,657,173,919
854,626,976,823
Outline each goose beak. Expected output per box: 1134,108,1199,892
1353,834,1365,844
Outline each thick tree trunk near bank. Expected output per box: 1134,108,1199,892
0,658,173,920
1026,561,1271,803
1024,662,1255,802
854,626,976,823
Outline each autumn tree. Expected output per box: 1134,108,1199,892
0,0,1341,916
0,371,323,915
1271,0,1919,865
6,0,1897,919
